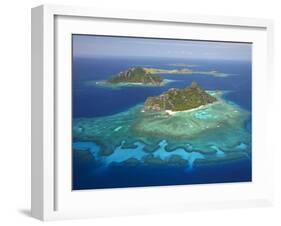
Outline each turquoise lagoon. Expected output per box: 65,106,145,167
72,57,252,190
73,92,251,179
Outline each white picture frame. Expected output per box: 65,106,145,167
31,4,274,221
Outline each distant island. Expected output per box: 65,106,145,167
106,67,164,86
88,66,228,88
144,67,193,74
144,82,217,112
143,67,228,77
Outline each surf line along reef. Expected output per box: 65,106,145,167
73,81,251,170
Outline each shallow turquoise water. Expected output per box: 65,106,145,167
72,57,252,190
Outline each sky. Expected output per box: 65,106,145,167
72,35,252,61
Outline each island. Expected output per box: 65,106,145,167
88,66,229,89
73,83,250,165
143,67,228,77
144,82,217,112
106,67,164,86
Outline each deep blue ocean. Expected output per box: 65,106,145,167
72,56,252,190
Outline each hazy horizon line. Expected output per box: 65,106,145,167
72,54,252,62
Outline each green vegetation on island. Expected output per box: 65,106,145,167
107,67,164,85
144,82,217,112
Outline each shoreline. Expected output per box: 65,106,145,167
164,101,219,115
90,79,173,88
146,91,223,116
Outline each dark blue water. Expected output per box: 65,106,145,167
73,157,251,190
72,56,252,190
73,57,252,117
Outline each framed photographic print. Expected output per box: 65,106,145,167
31,4,274,221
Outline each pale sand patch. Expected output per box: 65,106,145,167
165,101,219,116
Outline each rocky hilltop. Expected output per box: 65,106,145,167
107,67,163,85
144,82,217,112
